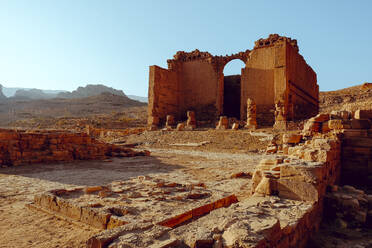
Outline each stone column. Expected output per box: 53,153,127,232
165,115,175,128
273,100,287,130
186,111,196,129
245,98,257,129
216,116,229,130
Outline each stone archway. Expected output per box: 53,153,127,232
222,59,246,119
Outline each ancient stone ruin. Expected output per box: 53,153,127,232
0,129,148,166
148,34,318,128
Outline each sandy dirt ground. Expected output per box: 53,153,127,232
0,145,269,248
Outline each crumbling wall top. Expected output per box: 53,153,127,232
254,34,299,52
167,49,251,71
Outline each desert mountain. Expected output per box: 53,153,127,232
57,84,126,99
320,82,372,113
2,86,66,97
14,88,57,100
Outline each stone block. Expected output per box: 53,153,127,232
277,179,319,201
279,164,323,183
176,123,184,131
328,119,352,130
313,113,330,122
80,207,111,229
282,134,302,144
231,123,239,130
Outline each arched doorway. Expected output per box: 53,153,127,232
223,59,245,119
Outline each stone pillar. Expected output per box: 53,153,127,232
244,98,257,129
273,100,287,130
186,111,196,129
165,115,175,128
216,116,229,130
148,115,159,131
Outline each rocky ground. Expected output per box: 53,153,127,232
0,134,271,248
0,83,372,247
320,82,372,113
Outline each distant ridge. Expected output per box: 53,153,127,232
127,95,148,103
2,86,66,97
0,84,7,100
57,84,126,99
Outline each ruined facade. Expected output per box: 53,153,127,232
148,34,319,127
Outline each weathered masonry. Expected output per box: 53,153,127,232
148,34,319,127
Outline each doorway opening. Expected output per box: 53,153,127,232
223,59,245,119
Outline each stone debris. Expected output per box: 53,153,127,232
231,122,239,130
176,123,184,131
11,106,372,248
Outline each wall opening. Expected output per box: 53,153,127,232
223,59,245,119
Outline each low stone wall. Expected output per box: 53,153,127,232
249,109,372,247
250,134,341,247
302,109,372,188
0,129,147,166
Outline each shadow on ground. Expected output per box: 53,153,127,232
0,155,185,186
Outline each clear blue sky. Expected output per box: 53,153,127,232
0,0,371,96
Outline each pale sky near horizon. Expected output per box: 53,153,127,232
0,0,371,97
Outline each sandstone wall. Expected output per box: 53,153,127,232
178,60,220,121
0,129,147,166
301,110,372,188
147,65,179,125
241,46,276,126
148,35,318,128
286,43,318,120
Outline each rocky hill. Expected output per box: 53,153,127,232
320,82,372,113
57,84,126,98
14,88,57,99
0,92,147,128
